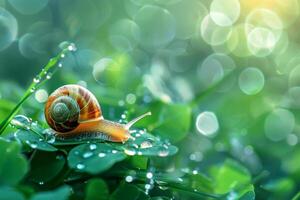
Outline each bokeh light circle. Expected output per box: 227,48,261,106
198,53,235,88
210,0,240,27
8,0,48,15
0,8,18,51
134,5,176,49
264,108,295,142
93,58,117,84
238,67,265,95
201,14,232,46
196,111,219,137
245,9,283,57
226,24,251,57
109,19,140,52
168,0,207,39
35,89,48,103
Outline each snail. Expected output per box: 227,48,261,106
44,84,151,142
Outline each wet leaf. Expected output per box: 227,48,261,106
68,143,126,174
210,159,252,194
110,182,150,200
15,130,57,152
30,185,72,200
27,151,66,184
85,178,109,200
0,186,25,200
0,138,28,186
124,130,178,157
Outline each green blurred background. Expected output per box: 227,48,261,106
1,0,300,199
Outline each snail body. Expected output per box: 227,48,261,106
45,84,151,142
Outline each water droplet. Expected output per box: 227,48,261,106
125,175,134,183
145,184,152,190
38,181,44,185
135,133,141,137
61,53,65,58
112,150,118,154
30,87,36,93
83,151,93,158
177,178,183,182
192,170,198,175
89,144,97,150
11,115,32,129
146,172,153,179
140,140,153,149
26,140,37,149
58,62,63,68
98,152,106,157
46,73,52,79
158,149,169,157
68,43,77,51
76,163,85,170
33,77,40,83
43,129,56,144
124,148,136,156
121,114,127,119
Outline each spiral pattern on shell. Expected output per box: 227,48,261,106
45,84,102,133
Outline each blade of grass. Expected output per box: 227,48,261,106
189,70,236,108
0,42,76,135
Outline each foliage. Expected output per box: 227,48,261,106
0,0,300,199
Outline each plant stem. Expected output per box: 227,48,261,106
0,43,74,135
189,70,236,108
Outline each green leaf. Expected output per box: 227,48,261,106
210,159,251,194
0,138,28,186
128,156,149,170
110,182,150,200
0,186,25,200
261,178,295,199
30,185,72,200
68,143,126,174
27,151,66,184
186,173,214,193
292,191,300,200
85,178,109,200
152,103,191,143
15,130,57,152
235,185,255,200
124,131,178,157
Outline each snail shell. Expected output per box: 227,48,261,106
45,84,151,142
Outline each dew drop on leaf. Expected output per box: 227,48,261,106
158,149,169,157
124,148,136,156
125,175,133,182
76,163,85,170
111,150,118,154
98,152,106,158
146,172,153,179
140,140,153,149
89,144,97,150
83,151,93,158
